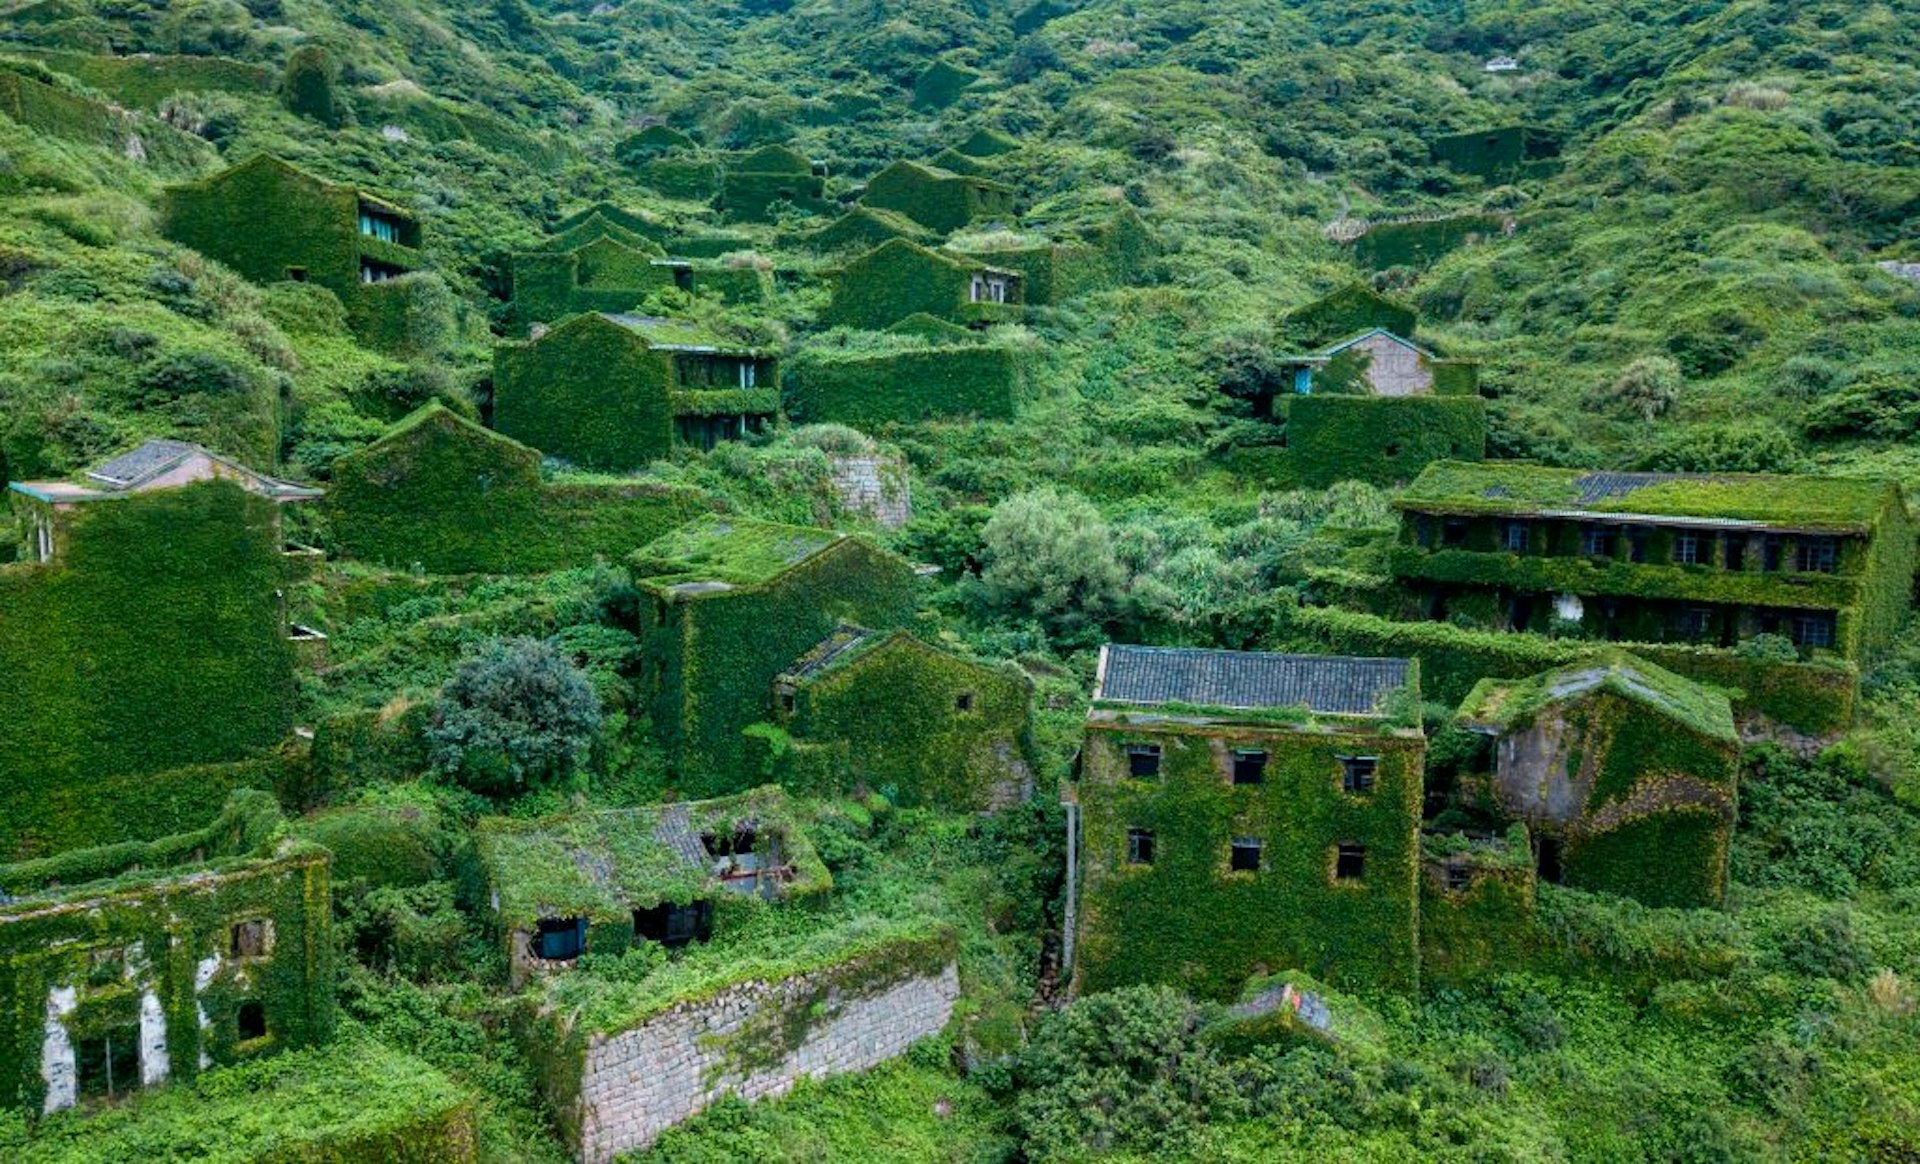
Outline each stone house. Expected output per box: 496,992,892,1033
159,154,423,346
631,515,920,795
1456,653,1738,908
493,313,781,471
1070,645,1425,999
508,217,770,325
797,206,934,255
1430,125,1562,180
474,787,831,989
766,626,1035,811
1281,328,1481,398
1391,462,1916,659
859,160,1015,234
822,238,1024,331
717,144,830,223
0,791,334,1117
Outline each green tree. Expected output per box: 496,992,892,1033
427,637,601,795
282,45,343,128
979,486,1128,632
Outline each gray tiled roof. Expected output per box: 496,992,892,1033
1097,645,1411,717
784,624,875,681
651,803,710,870
87,439,199,488
1569,471,1695,505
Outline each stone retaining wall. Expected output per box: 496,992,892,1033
573,959,958,1162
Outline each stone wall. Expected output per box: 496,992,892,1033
829,454,912,529
573,960,958,1162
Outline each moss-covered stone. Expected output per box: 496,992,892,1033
860,161,1015,234
823,239,1024,330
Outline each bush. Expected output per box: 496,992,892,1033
1603,356,1684,421
281,45,343,128
979,487,1128,633
426,637,602,796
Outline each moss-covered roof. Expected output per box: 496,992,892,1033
1396,461,1898,532
1457,651,1737,743
599,312,770,355
869,159,1014,195
475,786,829,926
955,127,1022,157
630,514,847,593
357,400,536,458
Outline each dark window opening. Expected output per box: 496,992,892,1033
1582,525,1614,558
1725,535,1746,571
702,829,757,858
1384,442,1402,458
1536,836,1563,884
955,691,975,713
1441,518,1469,548
1126,828,1155,866
1626,527,1649,563
285,267,308,282
230,919,269,959
779,691,795,713
1445,865,1473,892
1763,536,1786,572
672,266,693,291
534,917,587,961
1340,755,1378,794
634,900,713,948
1791,612,1836,649
1335,844,1367,881
236,1000,267,1042
1230,837,1262,872
1231,750,1267,785
1796,536,1837,574
75,1027,140,1100
1126,743,1162,779
1671,606,1713,642
1503,521,1528,553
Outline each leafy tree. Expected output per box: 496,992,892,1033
1604,356,1684,421
427,637,602,796
979,486,1129,632
281,45,343,128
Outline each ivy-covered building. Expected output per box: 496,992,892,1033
784,338,1025,427
1281,329,1480,398
326,402,713,574
508,232,770,326
822,239,1024,331
859,161,1015,234
0,791,334,1116
1430,125,1563,181
1284,283,1418,347
1457,654,1738,908
475,787,830,988
717,144,829,222
1391,462,1917,659
493,313,780,471
159,154,424,347
631,516,921,794
1071,645,1424,1000
2,446,315,858
767,627,1035,811
798,206,934,255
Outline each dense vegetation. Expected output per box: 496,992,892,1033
6,0,1920,1161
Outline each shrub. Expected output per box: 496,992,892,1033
281,45,343,128
1604,356,1684,421
979,487,1128,632
427,637,602,796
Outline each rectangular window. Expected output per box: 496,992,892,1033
1229,837,1262,872
534,917,587,961
1445,865,1473,892
1582,525,1614,558
1126,828,1155,866
1502,521,1528,553
1441,518,1469,548
955,691,976,713
236,1000,267,1042
1791,612,1836,649
1673,531,1700,566
230,919,271,959
1126,744,1162,779
1340,755,1377,794
1626,527,1649,563
1335,844,1367,881
1763,535,1786,572
75,1027,140,1100
1671,606,1712,642
1231,750,1267,785
634,901,713,948
1796,536,1837,574
1724,535,1746,571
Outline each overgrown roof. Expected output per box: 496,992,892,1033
1457,651,1737,743
1094,645,1413,718
598,312,769,355
630,514,848,594
10,438,321,504
1396,461,1899,532
869,159,1014,194
475,786,828,926
355,400,536,458
184,153,415,219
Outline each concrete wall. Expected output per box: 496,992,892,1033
1351,332,1433,397
573,960,958,1162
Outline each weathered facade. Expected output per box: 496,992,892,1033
1283,329,1480,398
493,313,780,471
822,238,1024,331
1071,645,1424,999
859,160,1015,234
0,792,334,1117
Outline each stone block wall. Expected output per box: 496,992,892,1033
573,959,958,1162
829,454,912,529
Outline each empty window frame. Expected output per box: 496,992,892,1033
1763,535,1786,572
1581,525,1615,558
633,900,714,948
1125,743,1162,779
74,1027,141,1101
1445,865,1473,892
1790,612,1836,649
955,691,976,713
1671,606,1713,642
1229,837,1262,873
1724,534,1747,571
1796,535,1838,574
1440,518,1469,548
534,917,587,961
230,919,271,959
1126,828,1155,866
1672,531,1702,566
236,1000,267,1042
1502,521,1529,553
1339,755,1378,794
1625,526,1649,563
1334,844,1367,881
1231,749,1267,785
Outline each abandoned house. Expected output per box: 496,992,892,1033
493,313,780,471
474,787,829,989
858,160,1016,234
822,238,1025,331
10,438,320,565
1456,653,1739,908
631,515,921,795
1070,645,1425,1000
1429,125,1563,181
1280,329,1481,398
159,154,423,344
797,206,936,255
1285,283,1419,348
0,791,334,1117
1391,461,1917,659
509,230,770,325
717,144,830,222
766,626,1036,812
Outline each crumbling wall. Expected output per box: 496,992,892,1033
573,959,958,1161
828,454,912,528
